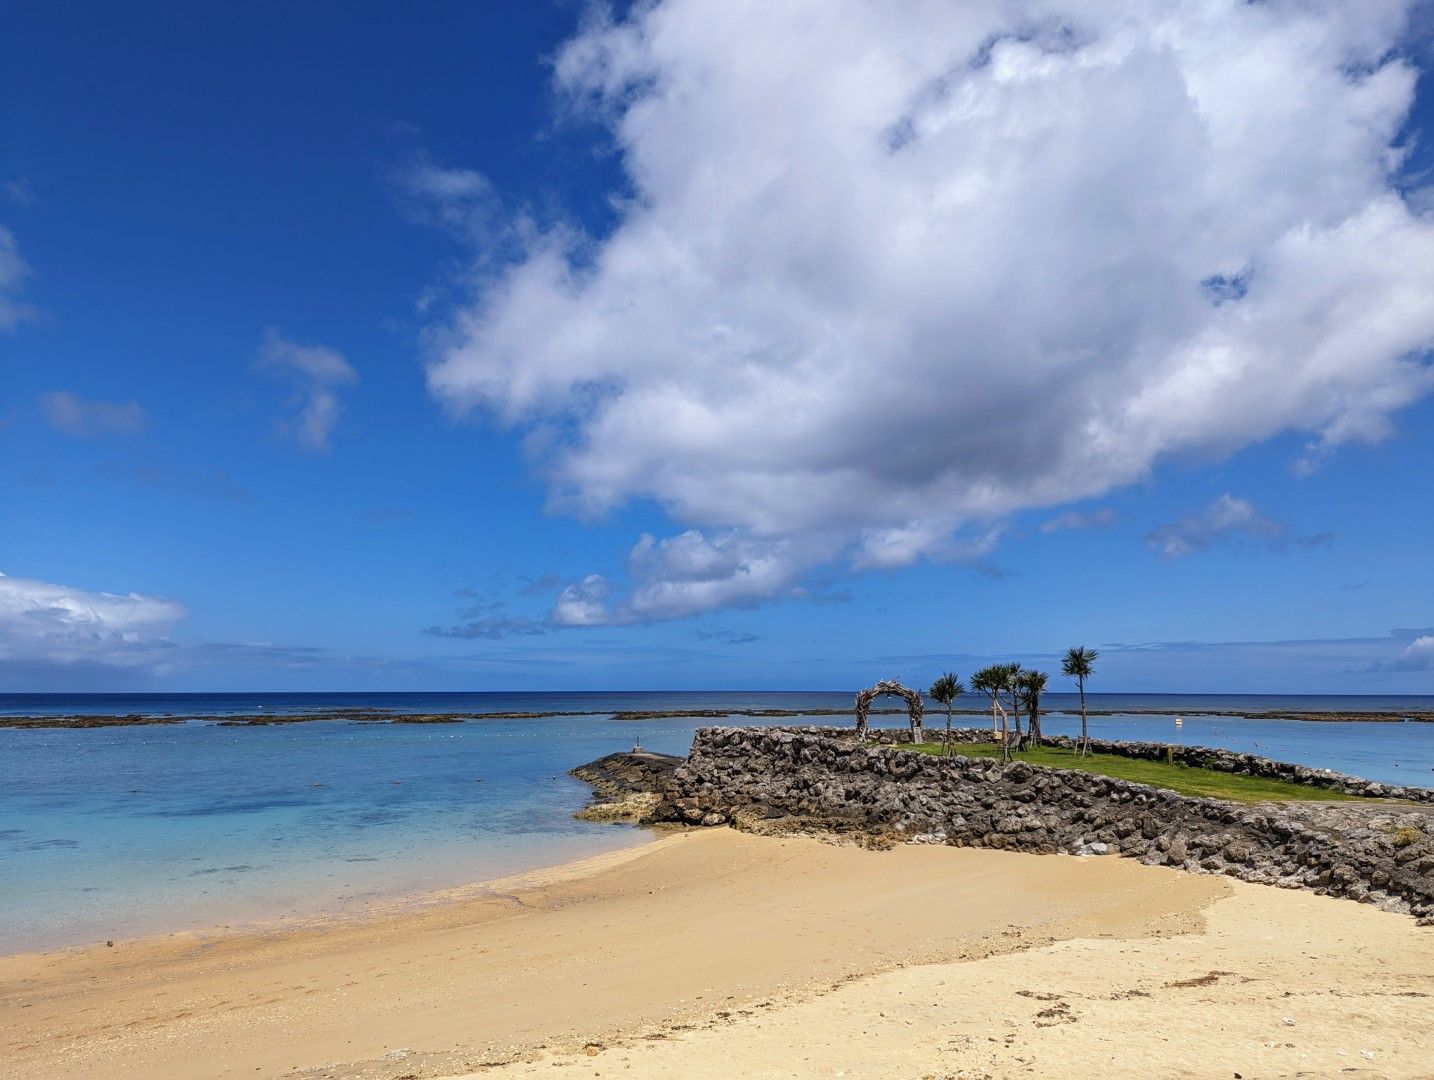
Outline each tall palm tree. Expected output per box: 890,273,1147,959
1019,669,1049,744
928,672,964,757
1061,646,1098,756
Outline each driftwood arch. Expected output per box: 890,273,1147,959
854,679,925,741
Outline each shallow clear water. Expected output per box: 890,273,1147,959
2,692,1431,953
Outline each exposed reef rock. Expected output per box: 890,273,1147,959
0,715,184,729
570,750,683,823
5,705,1429,729
0,707,912,729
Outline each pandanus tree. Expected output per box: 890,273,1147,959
998,663,1024,754
973,663,1021,763
1061,646,1098,756
927,672,964,756
970,666,1001,739
1019,669,1049,744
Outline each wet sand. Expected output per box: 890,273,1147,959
2,830,1428,1079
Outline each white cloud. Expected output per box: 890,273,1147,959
1389,634,1434,671
0,570,186,668
623,530,811,620
0,225,35,331
551,573,617,627
551,530,817,626
1145,493,1287,559
427,0,1434,618
39,391,147,438
255,329,358,452
853,522,1001,570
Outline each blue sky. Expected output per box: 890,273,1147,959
3,0,1434,693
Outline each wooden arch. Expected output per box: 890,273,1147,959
854,679,925,741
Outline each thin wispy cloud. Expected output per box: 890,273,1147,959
695,628,760,645
876,626,1434,690
1144,494,1322,560
424,577,559,639
518,571,565,597
255,329,358,453
0,225,36,331
98,460,253,503
424,0,1434,618
3,178,36,207
424,614,548,640
390,152,497,241
1040,508,1118,534
40,391,147,438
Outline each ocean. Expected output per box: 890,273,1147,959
2,691,1432,954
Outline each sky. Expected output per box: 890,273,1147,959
3,0,1434,694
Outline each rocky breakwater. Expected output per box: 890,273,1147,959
628,728,1434,921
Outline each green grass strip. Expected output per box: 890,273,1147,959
900,742,1366,804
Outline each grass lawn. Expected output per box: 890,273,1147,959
901,741,1364,804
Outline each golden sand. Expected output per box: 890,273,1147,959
3,829,1428,1079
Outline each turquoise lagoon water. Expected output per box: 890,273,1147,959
2,692,1432,953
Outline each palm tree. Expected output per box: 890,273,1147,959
1019,669,1049,744
928,672,964,757
1061,646,1098,756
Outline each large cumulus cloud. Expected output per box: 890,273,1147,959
427,0,1434,623
0,572,422,686
0,571,186,669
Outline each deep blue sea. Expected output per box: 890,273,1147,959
2,691,1432,954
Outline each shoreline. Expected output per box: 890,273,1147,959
1,830,676,962
0,829,1227,1078
4,828,1430,1079
0,826,662,960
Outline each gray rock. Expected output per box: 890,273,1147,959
573,726,1434,917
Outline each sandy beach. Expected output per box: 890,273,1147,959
3,829,1430,1080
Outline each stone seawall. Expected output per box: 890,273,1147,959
647,728,1434,921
